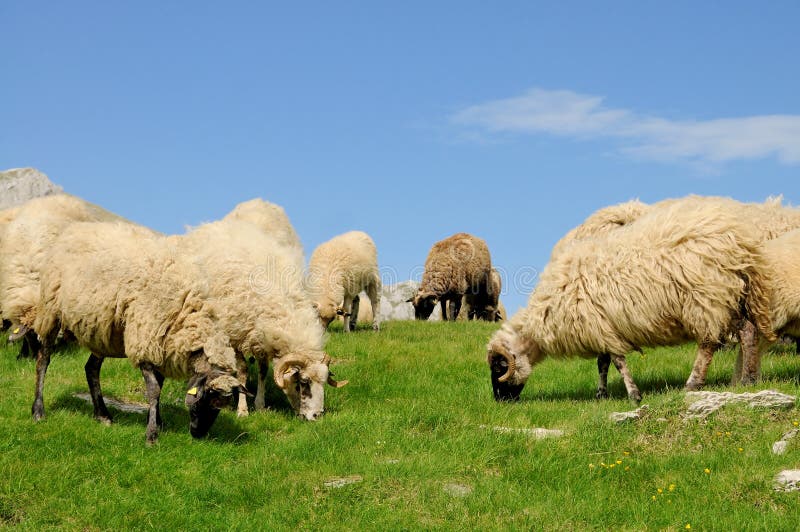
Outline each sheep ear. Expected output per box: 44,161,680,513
275,366,299,389
185,376,206,406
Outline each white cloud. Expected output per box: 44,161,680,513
451,88,800,166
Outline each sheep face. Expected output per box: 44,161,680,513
185,373,241,438
274,354,348,421
408,293,437,320
486,333,534,402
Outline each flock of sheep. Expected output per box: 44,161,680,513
0,192,798,444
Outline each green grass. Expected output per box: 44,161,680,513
1,321,799,530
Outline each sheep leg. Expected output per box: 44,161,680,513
154,369,165,429
685,342,720,391
255,358,269,411
735,319,760,385
449,297,462,321
350,296,360,331
236,354,250,417
440,299,448,321
140,362,163,445
84,353,113,425
610,355,642,404
31,336,50,422
596,353,611,399
366,281,381,331
342,296,353,333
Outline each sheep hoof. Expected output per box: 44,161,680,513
97,416,113,426
595,390,608,400
236,409,249,418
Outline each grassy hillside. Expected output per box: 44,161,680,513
1,321,798,530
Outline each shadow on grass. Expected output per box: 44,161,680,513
49,391,257,445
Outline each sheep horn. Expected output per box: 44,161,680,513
493,345,516,383
327,373,349,388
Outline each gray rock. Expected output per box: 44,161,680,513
0,167,62,210
610,405,648,423
480,425,564,439
685,390,796,419
378,280,420,321
774,470,800,492
772,429,799,455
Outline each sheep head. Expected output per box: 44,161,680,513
407,291,438,320
312,301,338,329
486,332,533,402
273,353,347,420
185,372,245,438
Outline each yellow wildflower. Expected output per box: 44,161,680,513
704,468,711,474
657,488,663,494
669,484,676,491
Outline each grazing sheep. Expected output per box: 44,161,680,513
487,197,774,403
172,218,346,419
307,231,381,332
733,228,800,384
550,199,651,260
409,233,492,321
31,222,243,444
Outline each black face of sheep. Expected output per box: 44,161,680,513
185,373,237,438
489,355,524,402
408,294,437,320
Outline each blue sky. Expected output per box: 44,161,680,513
2,1,799,313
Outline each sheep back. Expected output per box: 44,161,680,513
418,232,491,298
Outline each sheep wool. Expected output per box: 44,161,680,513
222,198,304,263
0,194,134,327
488,196,774,401
550,199,651,260
307,230,381,332
34,222,238,379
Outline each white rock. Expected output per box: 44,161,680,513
774,470,800,492
610,405,648,424
772,429,798,455
0,167,62,210
323,475,363,488
480,425,564,439
685,390,796,419
443,483,472,497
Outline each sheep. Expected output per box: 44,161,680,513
732,228,800,384
0,194,135,340
408,232,492,321
170,218,346,419
487,197,775,403
307,231,381,332
31,222,243,444
550,199,651,260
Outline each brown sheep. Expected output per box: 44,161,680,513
409,233,492,321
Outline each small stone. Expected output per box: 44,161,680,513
610,405,648,424
685,390,796,419
324,475,363,488
774,470,800,492
772,429,798,455
480,425,564,439
443,483,472,497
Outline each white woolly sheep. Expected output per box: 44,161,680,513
172,218,346,419
32,222,244,444
733,228,800,384
487,197,774,403
307,231,381,332
409,232,492,321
